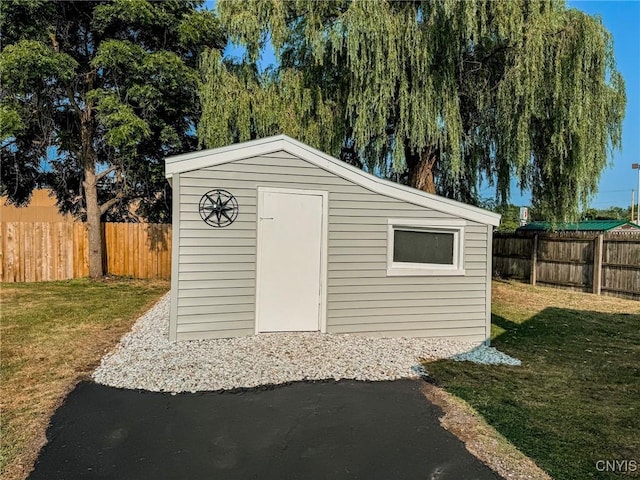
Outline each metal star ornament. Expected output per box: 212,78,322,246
199,190,239,227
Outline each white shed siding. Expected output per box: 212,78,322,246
175,150,488,341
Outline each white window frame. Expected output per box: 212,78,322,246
386,219,466,276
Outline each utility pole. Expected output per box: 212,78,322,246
633,190,636,223
634,163,640,224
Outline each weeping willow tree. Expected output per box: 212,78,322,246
200,0,626,221
199,50,343,156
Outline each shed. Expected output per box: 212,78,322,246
165,135,501,343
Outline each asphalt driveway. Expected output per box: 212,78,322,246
28,379,502,480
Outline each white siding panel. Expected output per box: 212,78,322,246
328,297,484,309
213,163,336,177
180,246,256,256
180,229,256,239
181,189,257,200
178,270,255,281
179,263,255,273
331,290,486,301
177,320,254,333
327,263,383,271
176,149,490,340
179,279,255,289
179,304,255,316
181,193,257,203
177,329,254,341
181,220,255,230
255,151,300,160
327,278,487,289
180,209,256,220
330,319,484,330
329,239,387,248
327,325,486,340
178,295,255,307
184,170,350,185
328,264,486,275
179,287,254,298
329,312,487,324
331,224,388,232
327,304,484,318
179,254,255,264
330,208,453,218
328,192,379,201
182,177,369,194
329,254,385,263
180,237,256,247
177,311,254,324
328,247,486,257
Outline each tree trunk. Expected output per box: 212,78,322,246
405,146,438,194
83,166,104,278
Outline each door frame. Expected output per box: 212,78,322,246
255,186,329,334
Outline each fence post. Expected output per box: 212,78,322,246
531,234,538,286
593,234,604,295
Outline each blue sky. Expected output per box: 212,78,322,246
222,1,639,210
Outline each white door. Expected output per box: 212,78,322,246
256,188,325,332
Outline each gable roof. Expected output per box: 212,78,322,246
165,135,501,226
517,219,640,232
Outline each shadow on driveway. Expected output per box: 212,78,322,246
29,379,502,480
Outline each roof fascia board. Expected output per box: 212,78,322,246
165,136,286,177
165,135,501,226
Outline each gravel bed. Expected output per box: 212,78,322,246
451,345,522,366
93,293,521,393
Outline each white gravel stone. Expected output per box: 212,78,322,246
92,293,521,393
450,345,522,366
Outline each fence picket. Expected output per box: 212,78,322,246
494,232,640,300
0,222,171,282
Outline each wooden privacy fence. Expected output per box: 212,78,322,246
0,222,171,282
493,232,640,300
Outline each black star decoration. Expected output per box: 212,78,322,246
199,190,238,227
204,193,234,223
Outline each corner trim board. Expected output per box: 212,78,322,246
169,173,181,342
485,224,493,345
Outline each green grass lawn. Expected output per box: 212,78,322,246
0,278,169,480
426,280,640,480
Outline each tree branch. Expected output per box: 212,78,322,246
99,192,124,215
96,165,117,182
66,86,84,117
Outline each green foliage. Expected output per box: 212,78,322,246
581,205,633,221
203,0,626,223
479,199,525,232
0,105,24,141
88,92,152,151
199,49,341,155
0,0,225,221
0,40,78,90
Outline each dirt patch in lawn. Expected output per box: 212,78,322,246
421,382,552,480
492,279,639,319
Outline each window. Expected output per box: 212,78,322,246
387,219,465,276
